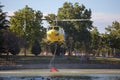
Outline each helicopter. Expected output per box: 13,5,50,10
46,18,90,43
46,25,65,43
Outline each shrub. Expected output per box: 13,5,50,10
31,40,41,56
9,44,20,55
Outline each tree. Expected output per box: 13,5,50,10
10,5,46,44
105,21,120,57
90,27,100,56
10,5,46,55
0,4,9,30
58,2,93,54
31,39,41,56
0,3,9,55
3,30,20,55
105,21,120,49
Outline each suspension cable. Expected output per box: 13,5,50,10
48,44,57,68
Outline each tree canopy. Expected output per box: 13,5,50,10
0,3,9,54
90,27,100,52
0,4,9,30
10,5,46,48
105,21,120,49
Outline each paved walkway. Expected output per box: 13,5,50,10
0,69,120,77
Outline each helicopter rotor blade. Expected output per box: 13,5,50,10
53,19,91,21
41,18,47,20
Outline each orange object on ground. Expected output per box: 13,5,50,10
50,67,58,72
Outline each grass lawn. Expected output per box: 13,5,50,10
91,57,120,64
1,55,120,65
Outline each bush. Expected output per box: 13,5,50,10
9,44,20,55
31,40,41,56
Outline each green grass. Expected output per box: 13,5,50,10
0,56,120,64
14,56,80,64
91,57,120,64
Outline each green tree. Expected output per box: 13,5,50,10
58,2,92,54
3,31,20,55
0,4,9,30
31,39,41,56
4,31,20,55
10,5,46,55
105,21,120,57
99,33,109,57
90,27,100,56
0,4,9,54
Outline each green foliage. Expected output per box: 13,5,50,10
0,4,9,30
31,39,41,56
8,44,20,55
58,2,92,53
0,3,20,55
4,31,20,55
105,21,120,49
104,21,120,57
45,14,56,25
90,27,100,52
0,31,5,54
10,5,46,48
0,4,9,54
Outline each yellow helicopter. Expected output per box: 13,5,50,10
47,26,65,43
46,18,90,43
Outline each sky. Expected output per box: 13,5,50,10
1,0,120,33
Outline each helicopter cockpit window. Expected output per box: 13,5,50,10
54,27,59,31
48,27,52,30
